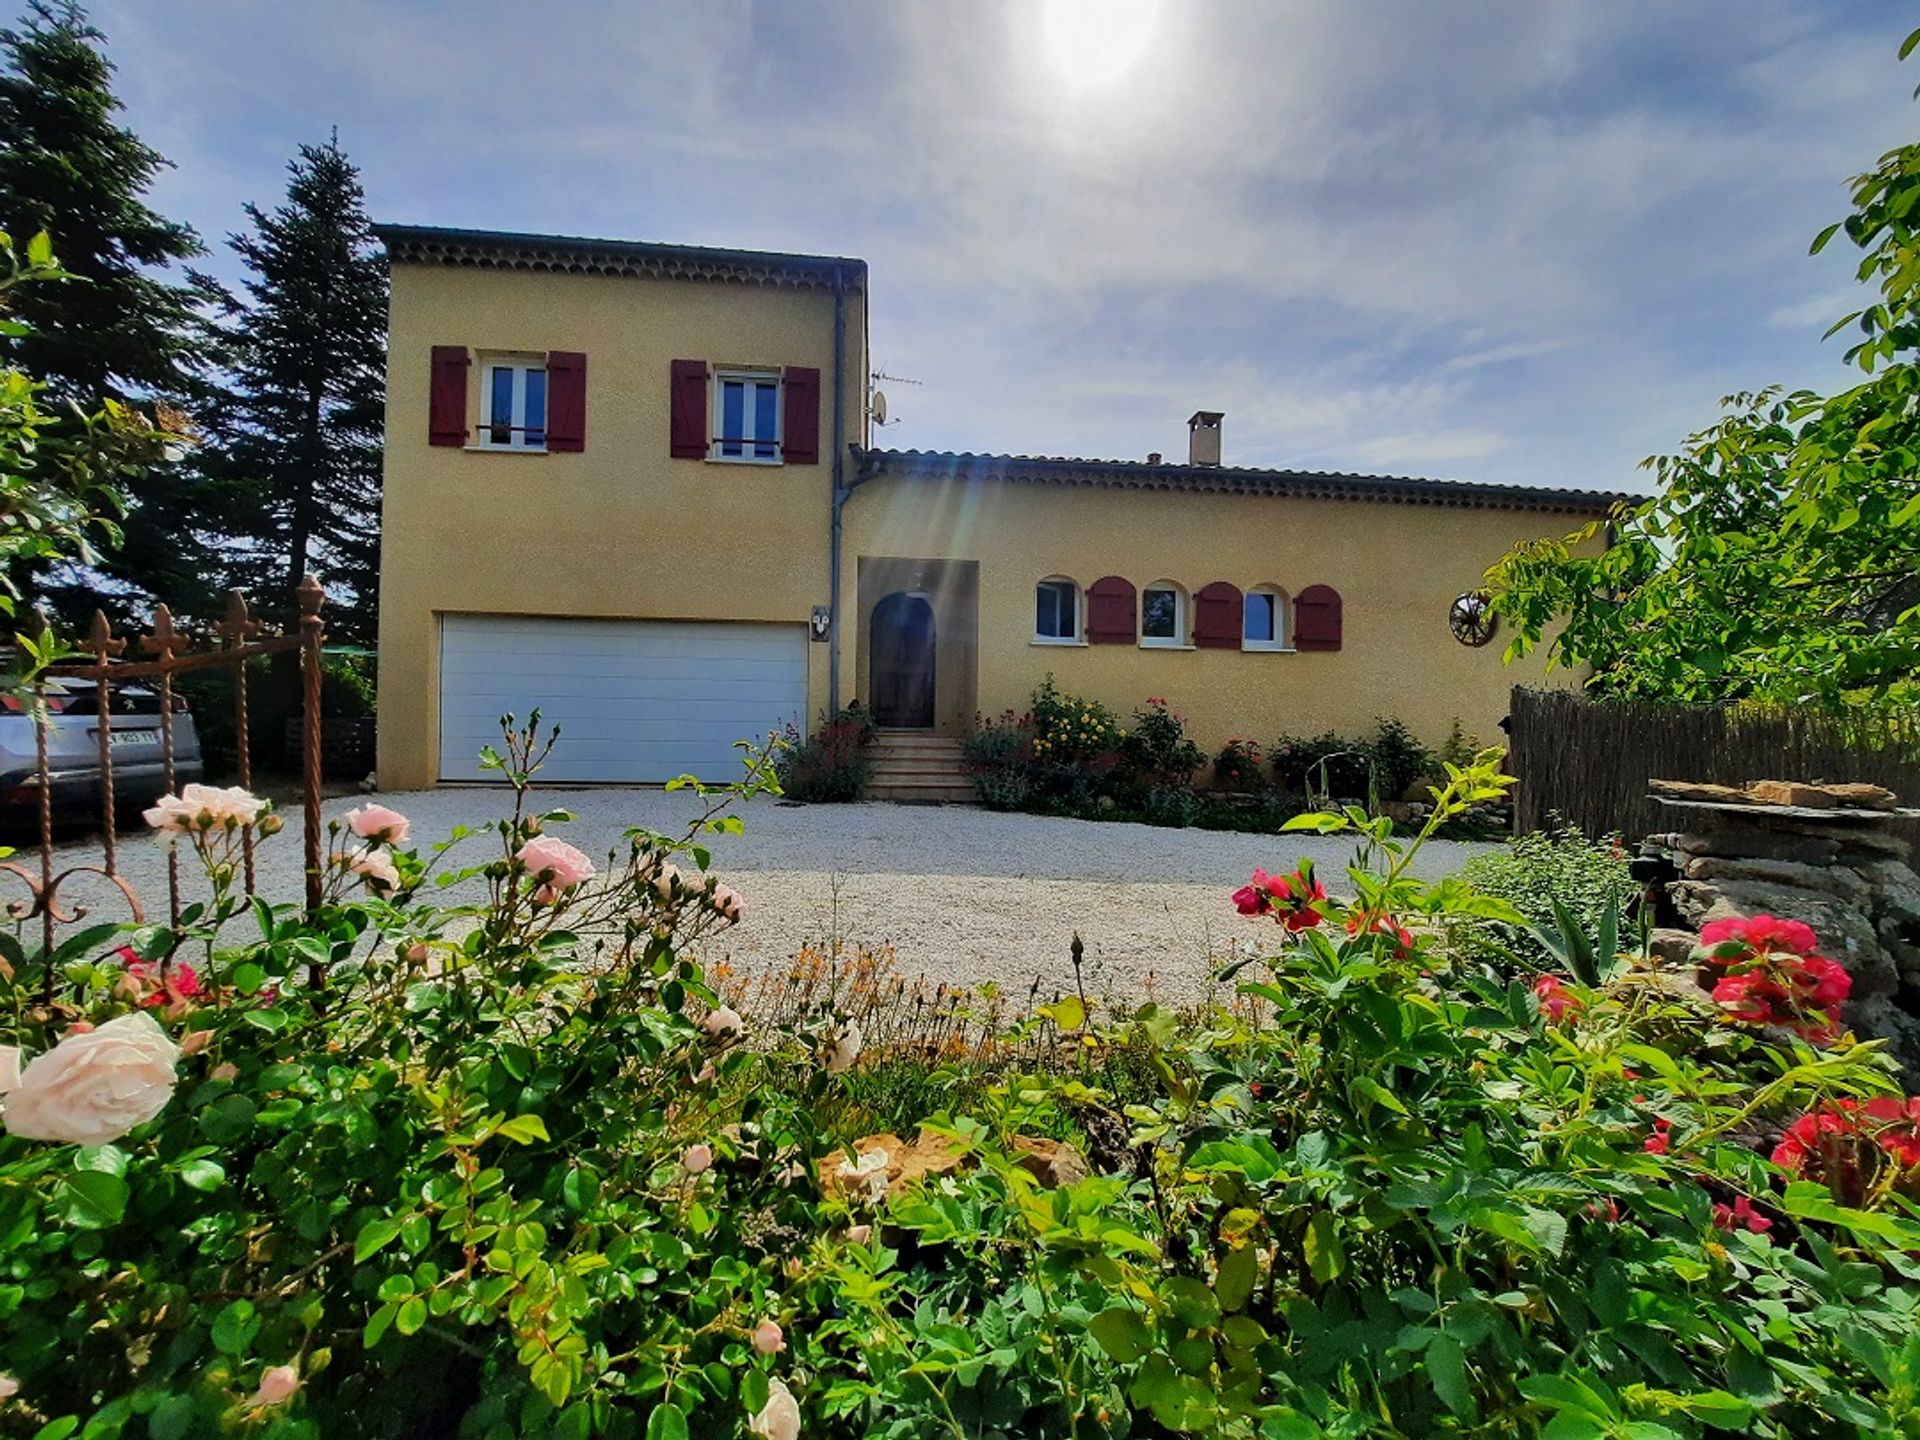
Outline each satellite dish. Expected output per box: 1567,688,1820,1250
871,389,889,426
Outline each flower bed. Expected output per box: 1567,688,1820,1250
1,739,1917,1436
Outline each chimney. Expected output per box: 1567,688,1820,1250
1187,410,1224,467
1146,450,1162,465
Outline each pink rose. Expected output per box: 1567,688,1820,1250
249,1364,300,1407
349,848,402,894
712,885,746,925
752,1318,785,1355
846,1224,872,1245
0,1373,17,1399
681,1143,713,1175
345,803,410,846
212,1062,239,1082
517,836,596,903
144,784,269,839
704,1006,744,1040
748,1378,800,1440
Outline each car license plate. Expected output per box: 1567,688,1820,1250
101,728,159,748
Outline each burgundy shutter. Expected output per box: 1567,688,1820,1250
783,365,821,465
546,351,586,452
428,346,470,446
1294,584,1343,651
670,359,709,459
1194,581,1243,648
1086,576,1137,645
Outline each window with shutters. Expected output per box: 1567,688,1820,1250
477,358,547,452
1141,582,1188,648
1033,577,1081,644
1243,587,1289,651
712,370,783,463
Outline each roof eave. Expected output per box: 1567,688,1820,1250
853,446,1635,517
374,223,868,292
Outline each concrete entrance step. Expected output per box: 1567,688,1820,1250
867,730,973,805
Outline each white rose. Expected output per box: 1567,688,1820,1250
824,1019,862,1075
748,1377,801,1440
0,1013,180,1146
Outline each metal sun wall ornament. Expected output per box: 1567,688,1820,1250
1450,591,1498,648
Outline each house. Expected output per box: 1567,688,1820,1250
374,224,1624,791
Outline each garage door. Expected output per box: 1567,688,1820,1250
438,615,807,783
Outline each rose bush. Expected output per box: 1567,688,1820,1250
2,734,1918,1437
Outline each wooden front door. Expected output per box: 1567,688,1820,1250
870,592,935,728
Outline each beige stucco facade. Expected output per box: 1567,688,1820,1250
375,232,864,787
836,473,1592,753
375,227,1613,790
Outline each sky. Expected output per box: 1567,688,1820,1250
81,0,1920,495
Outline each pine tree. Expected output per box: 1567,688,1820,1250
0,1,203,402
196,135,387,646
0,0,215,617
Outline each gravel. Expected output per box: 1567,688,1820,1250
48,789,1499,1004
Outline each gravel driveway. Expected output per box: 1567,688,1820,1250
49,790,1498,1004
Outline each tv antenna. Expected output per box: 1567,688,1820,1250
869,368,921,428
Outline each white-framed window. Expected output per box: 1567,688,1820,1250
1141,581,1187,648
713,370,782,463
478,358,547,451
1034,577,1081,643
1243,586,1289,651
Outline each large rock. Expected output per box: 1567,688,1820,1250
1012,1135,1091,1188
1680,856,1871,906
1660,830,1841,866
1647,927,1700,968
1745,780,1898,811
1859,859,1920,929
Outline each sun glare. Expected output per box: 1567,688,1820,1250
1040,0,1158,89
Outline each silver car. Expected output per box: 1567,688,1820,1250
0,679,203,822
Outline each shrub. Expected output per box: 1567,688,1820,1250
1273,718,1437,805
1117,696,1206,792
960,707,1035,810
1454,823,1635,970
5,742,1920,1436
775,701,876,801
1271,728,1372,799
1026,676,1123,809
1212,736,1266,791
1365,715,1435,798
1141,784,1201,828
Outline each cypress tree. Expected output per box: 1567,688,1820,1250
196,135,387,645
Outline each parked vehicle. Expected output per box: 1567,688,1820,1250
0,680,203,823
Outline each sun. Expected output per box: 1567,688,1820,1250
1040,0,1158,89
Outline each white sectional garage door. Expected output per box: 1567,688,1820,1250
438,616,807,783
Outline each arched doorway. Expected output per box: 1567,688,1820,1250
870,592,935,728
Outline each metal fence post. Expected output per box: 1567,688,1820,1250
297,576,326,918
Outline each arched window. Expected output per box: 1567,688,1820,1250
1140,580,1188,648
1033,576,1081,643
1243,585,1289,651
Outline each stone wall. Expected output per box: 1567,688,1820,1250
1641,805,1920,1082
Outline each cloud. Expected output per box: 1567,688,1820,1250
83,0,1920,494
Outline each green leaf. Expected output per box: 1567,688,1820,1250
739,1370,770,1416
1089,1306,1151,1362
211,1298,260,1355
496,1113,550,1145
177,1158,225,1192
355,1216,403,1264
1163,1277,1221,1330
1304,1212,1344,1283
395,1295,427,1336
58,1169,128,1229
646,1402,689,1440
25,230,52,265
1215,1244,1257,1313
1426,1332,1473,1417
1350,1075,1408,1115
